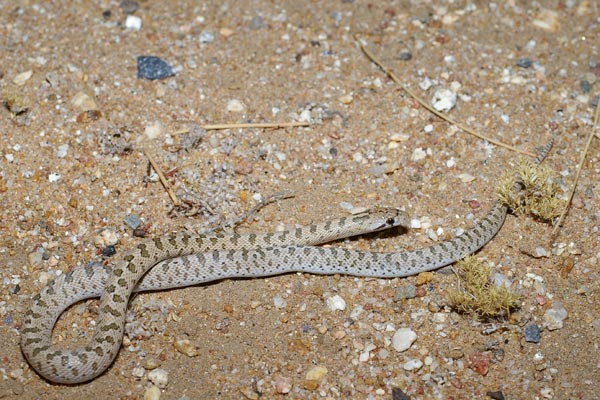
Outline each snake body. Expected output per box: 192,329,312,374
20,207,407,383
21,202,506,384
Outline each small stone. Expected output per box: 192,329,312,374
431,88,457,112
457,173,475,183
580,80,592,93
144,385,161,400
338,94,353,104
48,172,61,183
145,121,163,139
415,272,433,286
304,366,327,390
273,295,287,309
534,247,549,258
125,15,142,30
394,284,417,301
123,214,142,229
137,56,175,80
273,374,292,394
71,91,99,111
175,339,199,357
12,70,33,86
403,358,423,371
398,51,412,61
119,0,139,14
148,368,169,388
516,58,533,68
143,357,161,370
239,387,259,400
326,295,346,311
249,15,265,30
411,147,427,161
226,99,246,113
532,9,560,32
199,31,215,43
543,301,568,330
524,323,541,343
469,352,490,375
132,366,145,378
392,328,417,352
101,245,116,257
94,229,118,247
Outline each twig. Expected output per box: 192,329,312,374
173,122,309,136
552,101,600,237
355,35,536,158
144,150,181,207
222,190,295,231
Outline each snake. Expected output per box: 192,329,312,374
21,133,556,385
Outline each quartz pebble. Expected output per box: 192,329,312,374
304,366,327,390
403,358,423,371
273,375,292,394
326,295,346,311
227,99,246,113
148,368,169,388
431,88,457,112
543,301,568,330
144,385,161,400
175,339,199,357
125,15,142,30
392,328,417,352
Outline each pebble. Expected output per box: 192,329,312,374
398,51,412,61
199,31,215,43
125,15,142,30
326,295,346,311
175,339,199,357
304,366,327,390
71,91,99,111
273,295,287,309
273,375,292,394
403,358,423,371
524,323,541,343
143,357,161,370
415,272,433,286
411,147,427,161
543,301,568,330
392,328,417,352
431,88,457,112
48,172,61,183
516,58,533,68
123,214,142,229
132,366,145,378
137,56,175,80
144,385,161,400
119,0,139,14
394,284,417,301
94,229,118,247
457,173,475,183
532,9,560,32
468,352,490,375
148,368,169,388
12,70,33,86
227,99,246,113
249,15,265,30
145,121,163,139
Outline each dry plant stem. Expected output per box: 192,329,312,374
144,150,181,207
552,101,600,237
173,122,309,135
217,190,295,232
355,35,536,158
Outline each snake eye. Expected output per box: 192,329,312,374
386,218,395,225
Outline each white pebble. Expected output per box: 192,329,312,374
144,385,161,400
145,121,163,140
175,339,199,357
94,229,119,247
392,328,417,352
431,88,457,112
148,368,169,389
326,295,346,311
410,219,422,229
339,201,354,211
12,70,33,86
403,358,423,371
543,302,568,331
226,99,246,113
56,144,69,158
273,295,287,309
132,366,145,378
48,172,61,183
125,15,142,30
411,147,427,161
457,173,475,183
419,77,433,91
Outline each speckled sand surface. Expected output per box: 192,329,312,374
1,1,599,399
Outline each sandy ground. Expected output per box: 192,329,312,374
1,1,599,399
